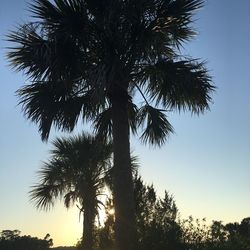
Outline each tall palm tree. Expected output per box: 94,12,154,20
7,1,215,249
30,133,112,250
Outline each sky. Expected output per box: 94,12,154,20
0,0,250,247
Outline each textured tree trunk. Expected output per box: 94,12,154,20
111,95,136,250
82,206,95,250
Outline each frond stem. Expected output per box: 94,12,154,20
134,83,150,106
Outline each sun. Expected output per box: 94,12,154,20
108,208,115,216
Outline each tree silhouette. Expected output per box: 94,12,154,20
7,1,214,249
181,217,250,250
133,175,183,250
0,230,53,250
95,175,184,250
30,133,112,250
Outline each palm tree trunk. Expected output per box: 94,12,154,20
82,206,95,250
111,95,136,250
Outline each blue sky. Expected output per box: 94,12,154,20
1,0,250,247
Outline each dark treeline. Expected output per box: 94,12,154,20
0,230,53,250
76,175,250,250
1,176,249,250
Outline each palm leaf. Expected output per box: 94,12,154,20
17,82,103,140
30,0,91,42
153,0,203,47
94,108,113,140
138,105,174,146
140,59,214,113
30,184,60,210
64,190,78,208
7,22,87,81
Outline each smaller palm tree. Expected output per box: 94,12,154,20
30,133,112,250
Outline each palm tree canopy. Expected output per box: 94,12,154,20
30,133,112,211
7,0,215,145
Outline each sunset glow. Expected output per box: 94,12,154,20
0,0,249,248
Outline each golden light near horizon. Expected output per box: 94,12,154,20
32,193,113,247
33,205,110,247
19,204,83,247
1,0,250,249
52,205,82,247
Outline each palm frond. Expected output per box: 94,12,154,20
138,105,174,146
37,160,65,185
125,0,204,62
51,136,81,159
17,82,104,140
153,0,203,47
17,82,82,140
7,24,52,80
139,59,214,113
7,22,87,82
29,183,60,210
130,154,140,174
128,101,140,135
93,108,113,141
64,190,78,209
30,0,90,40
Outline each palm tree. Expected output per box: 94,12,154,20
7,1,215,249
30,133,112,250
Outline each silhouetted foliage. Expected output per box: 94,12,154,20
96,199,115,250
134,175,183,250
76,198,115,250
0,230,53,250
181,217,250,250
89,175,250,250
30,133,112,250
7,1,215,248
91,175,183,250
